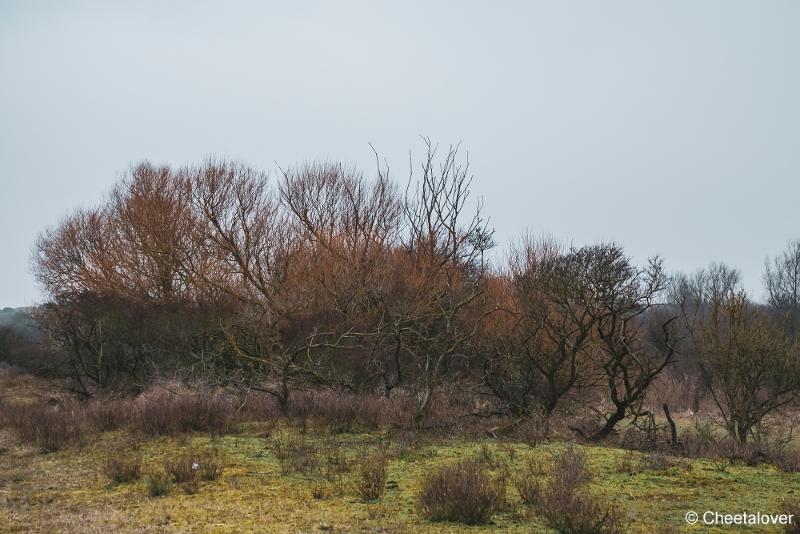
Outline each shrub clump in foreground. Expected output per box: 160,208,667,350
417,457,504,525
518,445,624,534
355,454,387,501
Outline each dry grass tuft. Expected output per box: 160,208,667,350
103,453,142,484
356,454,387,501
417,457,504,524
147,472,171,497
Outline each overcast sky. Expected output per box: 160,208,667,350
1,1,798,307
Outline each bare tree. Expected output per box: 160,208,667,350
765,239,800,336
481,237,599,419
394,138,495,422
186,160,373,408
583,245,677,440
676,264,800,443
32,163,218,393
279,161,404,390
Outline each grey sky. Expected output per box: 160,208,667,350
1,1,798,307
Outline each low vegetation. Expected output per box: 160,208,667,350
523,446,625,534
418,457,506,524
147,472,171,498
355,453,388,501
0,400,88,452
1,371,800,531
103,452,142,484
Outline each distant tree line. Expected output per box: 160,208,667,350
28,141,800,442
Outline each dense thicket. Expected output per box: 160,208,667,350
29,142,800,441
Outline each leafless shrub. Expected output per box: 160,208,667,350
771,449,800,473
287,391,386,434
311,482,329,500
709,453,729,473
238,391,281,422
494,460,512,512
1,400,88,451
525,446,624,534
514,458,543,505
86,397,130,431
103,453,142,484
617,448,686,476
566,411,606,443
499,443,517,464
182,478,200,495
131,389,235,437
680,418,799,471
679,419,719,458
478,442,495,467
321,436,351,484
615,450,639,475
639,450,676,472
512,416,549,447
356,454,388,501
617,425,662,452
417,458,504,525
273,434,319,475
552,445,592,485
783,498,800,533
721,440,769,467
256,419,277,440
676,265,800,444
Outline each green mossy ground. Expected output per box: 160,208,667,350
0,374,796,533
1,419,798,533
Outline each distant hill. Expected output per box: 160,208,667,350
0,307,43,341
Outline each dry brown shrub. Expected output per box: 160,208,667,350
639,450,678,472
770,448,800,473
512,415,549,447
85,397,130,431
523,445,624,534
0,400,89,451
131,388,235,436
417,458,504,525
783,498,800,533
287,390,387,434
356,454,388,501
514,458,543,506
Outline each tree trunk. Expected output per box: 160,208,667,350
590,405,626,441
663,403,679,448
414,385,433,426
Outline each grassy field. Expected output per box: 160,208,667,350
0,374,798,533
2,426,799,532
